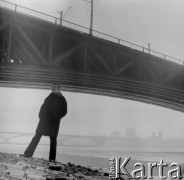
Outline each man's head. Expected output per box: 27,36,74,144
52,83,61,94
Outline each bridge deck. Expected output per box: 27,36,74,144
0,5,184,112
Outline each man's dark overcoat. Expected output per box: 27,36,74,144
36,92,67,137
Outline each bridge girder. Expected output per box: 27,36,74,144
0,7,184,112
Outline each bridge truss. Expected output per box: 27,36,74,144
0,6,184,112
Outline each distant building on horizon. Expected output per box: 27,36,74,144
125,128,136,138
149,131,163,140
152,132,155,137
159,131,163,139
110,131,120,137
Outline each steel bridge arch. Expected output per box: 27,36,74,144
0,6,184,112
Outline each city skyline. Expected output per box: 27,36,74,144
109,129,179,140
1,129,184,150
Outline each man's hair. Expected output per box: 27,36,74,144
52,82,61,89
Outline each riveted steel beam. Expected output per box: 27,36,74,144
90,46,113,74
15,25,48,65
53,42,84,65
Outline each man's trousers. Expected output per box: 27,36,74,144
24,133,57,161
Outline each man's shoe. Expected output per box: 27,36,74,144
19,154,32,158
48,165,63,171
49,160,63,171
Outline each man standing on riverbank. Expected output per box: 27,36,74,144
20,83,67,162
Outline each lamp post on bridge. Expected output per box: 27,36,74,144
58,6,72,26
90,0,94,35
58,11,63,26
83,0,94,36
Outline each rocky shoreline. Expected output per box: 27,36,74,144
0,152,109,180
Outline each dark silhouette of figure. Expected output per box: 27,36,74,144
20,83,67,161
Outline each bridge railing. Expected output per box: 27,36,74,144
0,0,183,65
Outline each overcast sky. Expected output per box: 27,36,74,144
0,0,184,139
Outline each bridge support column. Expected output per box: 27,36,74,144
7,24,13,62
49,33,53,62
113,53,116,72
84,44,87,72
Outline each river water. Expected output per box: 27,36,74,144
1,143,184,163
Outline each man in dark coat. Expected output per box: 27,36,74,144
20,83,67,161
